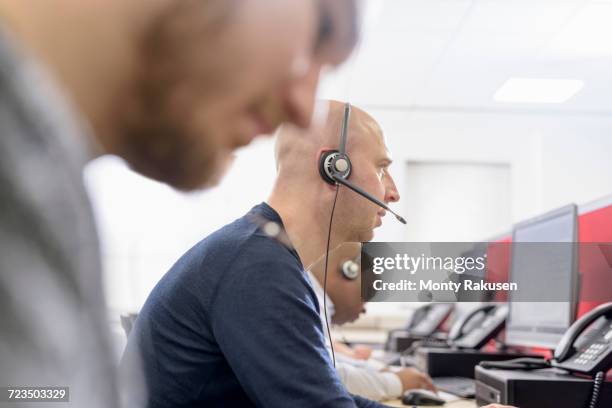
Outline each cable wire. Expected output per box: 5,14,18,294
588,371,604,408
323,184,340,368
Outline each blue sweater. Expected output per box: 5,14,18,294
123,203,390,408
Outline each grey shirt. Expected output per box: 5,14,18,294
0,28,119,407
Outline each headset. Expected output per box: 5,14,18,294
341,259,360,280
317,102,407,225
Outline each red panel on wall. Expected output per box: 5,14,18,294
577,205,612,317
487,239,511,302
579,205,612,242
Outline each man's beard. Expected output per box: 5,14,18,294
111,58,232,192
110,9,232,192
115,115,224,191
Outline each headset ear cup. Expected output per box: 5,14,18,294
341,260,360,280
319,150,339,185
319,150,353,185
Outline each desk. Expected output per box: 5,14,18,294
383,398,477,408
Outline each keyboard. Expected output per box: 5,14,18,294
432,376,476,398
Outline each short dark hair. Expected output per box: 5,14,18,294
315,0,360,54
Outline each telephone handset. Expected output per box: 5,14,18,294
408,303,454,337
552,302,612,375
448,304,508,350
384,304,454,353
408,305,430,331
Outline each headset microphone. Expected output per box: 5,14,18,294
332,176,407,224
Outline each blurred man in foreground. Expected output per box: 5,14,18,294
0,1,358,407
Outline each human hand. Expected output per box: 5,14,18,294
394,367,436,393
352,345,373,360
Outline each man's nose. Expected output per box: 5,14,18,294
384,174,400,203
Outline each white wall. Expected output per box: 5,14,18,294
372,110,612,242
402,161,512,242
540,133,612,209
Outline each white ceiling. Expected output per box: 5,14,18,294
318,0,612,113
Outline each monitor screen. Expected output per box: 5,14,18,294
505,204,578,349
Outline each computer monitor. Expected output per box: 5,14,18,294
505,204,579,349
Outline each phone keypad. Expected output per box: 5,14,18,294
573,342,608,365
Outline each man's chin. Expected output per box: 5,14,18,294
128,160,221,192
174,150,237,191
357,229,375,243
198,152,235,189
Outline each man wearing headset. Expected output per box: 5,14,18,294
308,242,437,401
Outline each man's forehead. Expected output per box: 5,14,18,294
360,121,394,165
350,110,387,151
355,112,382,141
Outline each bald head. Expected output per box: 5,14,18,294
274,100,384,176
